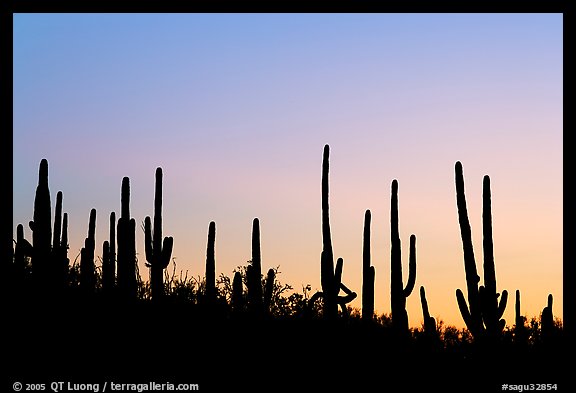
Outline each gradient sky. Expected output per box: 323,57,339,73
13,13,562,329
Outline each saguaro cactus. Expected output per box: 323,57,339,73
246,218,277,315
541,294,554,343
102,212,116,292
117,177,137,299
205,221,217,303
514,289,527,344
80,208,97,292
362,209,375,321
232,271,244,314
420,286,436,335
390,179,416,334
454,161,508,339
14,224,32,281
144,167,174,301
52,191,69,288
309,145,357,320
29,159,52,284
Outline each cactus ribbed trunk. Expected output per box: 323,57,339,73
321,144,337,320
145,167,174,301
390,179,416,334
362,209,375,321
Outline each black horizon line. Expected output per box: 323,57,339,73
9,0,568,14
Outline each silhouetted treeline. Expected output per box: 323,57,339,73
7,147,566,391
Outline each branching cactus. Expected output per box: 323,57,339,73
308,144,357,320
117,176,137,298
454,161,508,340
80,208,97,292
145,167,174,301
205,221,217,304
390,179,416,334
362,209,375,321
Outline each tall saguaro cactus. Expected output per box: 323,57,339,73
309,144,357,320
454,161,508,339
80,208,97,292
390,179,416,334
145,167,174,301
362,209,375,321
117,177,137,299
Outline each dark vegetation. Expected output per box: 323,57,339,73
7,145,565,391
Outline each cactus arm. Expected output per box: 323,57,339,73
144,216,153,265
497,290,508,319
334,257,343,294
456,288,474,333
52,191,63,249
403,234,416,297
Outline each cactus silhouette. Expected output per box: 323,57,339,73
420,286,436,335
205,221,217,304
14,223,32,282
263,268,275,314
144,167,174,301
51,191,69,289
29,159,52,286
514,289,528,345
390,179,416,335
454,161,508,340
310,144,357,320
102,212,116,293
541,294,554,343
231,271,244,314
117,177,137,299
362,209,375,321
80,208,97,292
246,218,276,315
